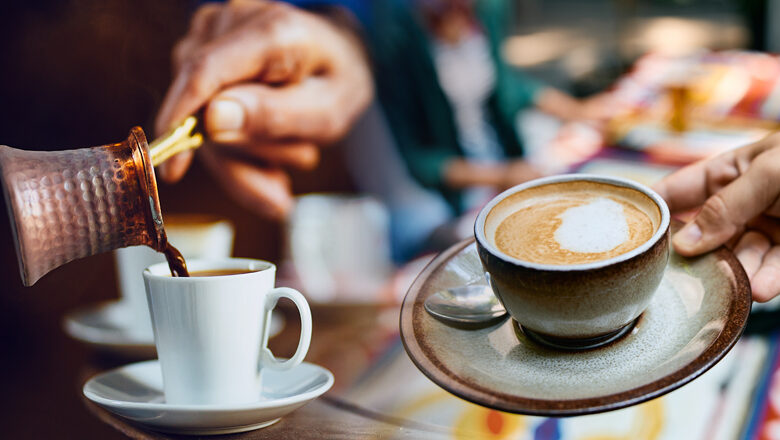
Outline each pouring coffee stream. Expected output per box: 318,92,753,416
0,117,203,285
148,117,203,278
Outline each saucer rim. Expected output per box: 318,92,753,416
400,234,751,417
83,359,334,412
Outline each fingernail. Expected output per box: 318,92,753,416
673,222,702,248
208,99,245,134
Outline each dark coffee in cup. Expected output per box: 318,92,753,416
189,269,258,277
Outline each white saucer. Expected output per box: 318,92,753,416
83,360,334,435
64,301,284,357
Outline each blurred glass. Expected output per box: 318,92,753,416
286,194,393,303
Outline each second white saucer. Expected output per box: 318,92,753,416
84,360,334,435
64,300,285,357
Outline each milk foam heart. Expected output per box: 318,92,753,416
555,197,628,253
484,181,661,265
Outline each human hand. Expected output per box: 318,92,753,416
156,0,372,218
535,89,615,126
577,93,617,123
653,134,780,301
442,158,542,190
501,159,543,189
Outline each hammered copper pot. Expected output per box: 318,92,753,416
0,127,166,286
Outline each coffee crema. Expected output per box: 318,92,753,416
189,268,258,277
486,181,660,265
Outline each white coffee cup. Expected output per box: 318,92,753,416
115,215,234,337
143,258,312,406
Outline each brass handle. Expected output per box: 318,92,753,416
148,116,204,167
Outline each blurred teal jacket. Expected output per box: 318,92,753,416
365,0,544,213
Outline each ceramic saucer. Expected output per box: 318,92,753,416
64,300,284,357
83,360,333,435
400,233,751,416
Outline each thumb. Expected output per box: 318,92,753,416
204,96,247,144
205,80,354,145
672,163,777,256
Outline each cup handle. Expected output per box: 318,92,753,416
260,287,312,371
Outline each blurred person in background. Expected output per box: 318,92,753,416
361,0,612,259
373,0,609,212
158,0,612,261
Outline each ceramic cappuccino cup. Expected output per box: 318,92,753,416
143,258,311,405
474,174,670,349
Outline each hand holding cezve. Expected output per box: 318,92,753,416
155,0,372,219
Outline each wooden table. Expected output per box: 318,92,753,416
85,394,451,439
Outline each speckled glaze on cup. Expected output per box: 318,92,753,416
474,174,670,348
